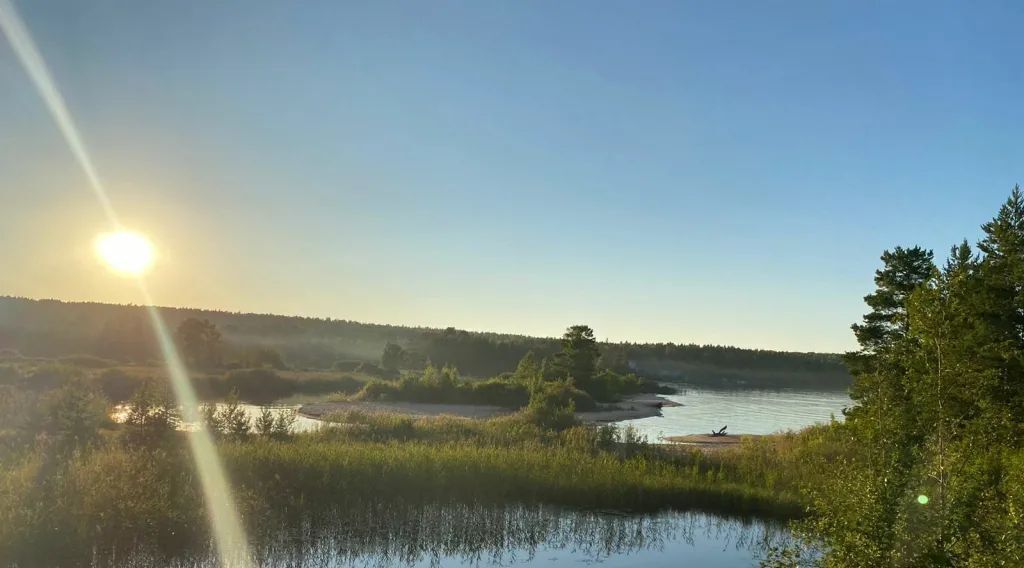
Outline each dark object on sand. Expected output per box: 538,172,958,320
710,425,728,437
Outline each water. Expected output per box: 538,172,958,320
112,402,324,433
621,387,852,442
95,505,793,567
115,387,851,441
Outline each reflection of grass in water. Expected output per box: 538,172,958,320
0,414,826,566
95,504,793,567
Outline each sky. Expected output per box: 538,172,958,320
1,1,1022,352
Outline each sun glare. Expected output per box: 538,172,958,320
95,231,155,276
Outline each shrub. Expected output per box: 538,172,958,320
522,381,579,431
121,378,180,448
90,368,142,402
222,368,294,403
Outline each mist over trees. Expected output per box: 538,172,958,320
0,298,849,389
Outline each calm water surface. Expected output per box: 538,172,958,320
116,387,852,441
106,505,792,568
621,387,852,441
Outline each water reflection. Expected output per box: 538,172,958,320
105,504,792,568
622,386,851,441
111,402,324,433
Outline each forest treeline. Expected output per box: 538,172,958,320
0,296,849,389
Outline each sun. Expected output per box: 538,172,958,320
95,230,156,276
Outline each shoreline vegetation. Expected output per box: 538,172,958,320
0,295,850,390
6,187,1024,566
0,322,820,565
299,393,679,423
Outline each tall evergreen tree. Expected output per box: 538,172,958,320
851,246,936,355
977,185,1024,422
552,325,600,385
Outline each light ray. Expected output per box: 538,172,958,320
0,1,252,565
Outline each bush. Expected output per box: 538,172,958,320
522,381,579,431
222,368,295,403
121,378,180,448
90,368,142,403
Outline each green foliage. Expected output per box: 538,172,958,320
254,407,296,439
174,317,223,369
850,246,935,355
234,346,286,370
803,185,1024,566
90,367,140,402
513,350,542,390
0,296,848,388
0,407,810,565
354,363,534,408
122,378,180,448
202,391,251,440
551,324,600,384
34,377,109,455
380,342,406,371
222,368,293,403
523,380,579,430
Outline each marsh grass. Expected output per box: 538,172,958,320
0,412,814,565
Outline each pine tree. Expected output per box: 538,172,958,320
552,325,600,386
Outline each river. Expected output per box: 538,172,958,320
621,386,851,441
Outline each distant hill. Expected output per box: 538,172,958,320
0,296,851,389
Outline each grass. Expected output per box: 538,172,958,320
0,371,848,566
0,410,819,565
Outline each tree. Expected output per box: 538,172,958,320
977,185,1024,420
381,342,406,371
513,351,542,391
236,346,285,369
218,391,251,440
851,246,936,355
175,318,223,369
552,325,600,385
807,187,1024,566
254,407,295,439
35,377,108,455
201,390,251,440
94,311,154,362
835,246,934,565
122,377,180,447
523,380,578,430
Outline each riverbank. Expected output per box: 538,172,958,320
299,393,679,423
663,434,765,451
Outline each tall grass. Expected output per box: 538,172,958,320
0,412,814,565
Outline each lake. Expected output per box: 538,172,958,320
90,505,795,568
117,386,853,442
620,387,852,441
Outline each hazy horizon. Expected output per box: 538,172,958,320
3,1,1022,352
3,293,851,354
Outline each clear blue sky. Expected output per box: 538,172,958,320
1,1,1021,352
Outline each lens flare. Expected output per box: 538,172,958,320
96,231,155,275
917,494,929,505
1,2,252,565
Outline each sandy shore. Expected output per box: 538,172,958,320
578,394,681,422
661,434,764,450
300,400,511,420
299,394,678,423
